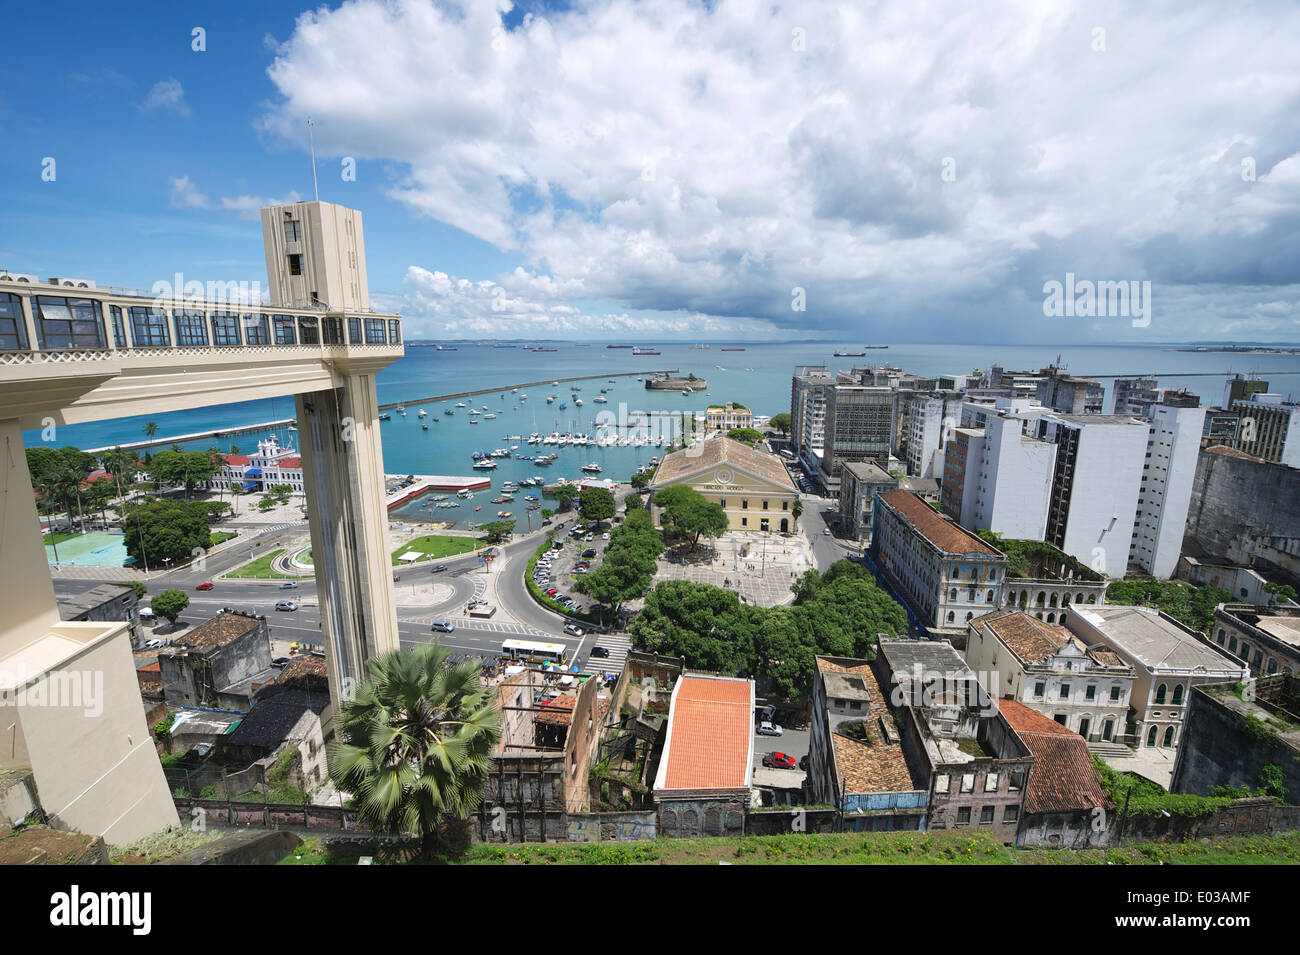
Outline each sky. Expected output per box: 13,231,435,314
2,0,1300,343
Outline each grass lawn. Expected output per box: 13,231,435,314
391,534,478,566
225,549,308,579
278,829,1300,866
210,531,238,546
42,530,80,545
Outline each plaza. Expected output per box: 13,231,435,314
650,530,816,608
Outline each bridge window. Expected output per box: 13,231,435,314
273,315,296,345
242,313,270,346
34,296,106,349
348,316,363,344
321,316,344,345
173,309,207,346
0,293,27,350
365,318,386,344
298,316,319,345
210,312,240,346
387,319,401,344
108,305,127,348
128,306,169,346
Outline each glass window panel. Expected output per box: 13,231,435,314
388,319,401,344
365,318,385,344
321,316,343,345
298,316,319,345
210,311,240,346
129,306,170,346
273,314,296,345
173,309,207,346
347,316,363,344
242,312,270,346
0,293,27,350
36,295,106,349
108,305,127,348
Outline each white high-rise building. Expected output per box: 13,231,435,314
1129,405,1207,578
261,200,370,311
905,392,965,478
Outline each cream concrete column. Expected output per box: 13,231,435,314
295,372,399,713
0,419,61,649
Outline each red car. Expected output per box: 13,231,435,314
195,582,214,591
762,752,797,769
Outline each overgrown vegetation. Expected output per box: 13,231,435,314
1103,578,1231,635
1093,757,1232,818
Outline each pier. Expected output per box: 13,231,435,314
85,418,297,454
380,369,680,411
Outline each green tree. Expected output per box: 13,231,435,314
578,486,616,524
541,508,555,520
769,412,792,435
151,589,190,626
629,580,756,674
328,642,500,855
629,470,651,489
114,580,148,600
552,482,581,512
121,499,215,566
654,486,728,551
726,427,764,446
149,450,220,497
479,520,515,544
791,498,803,531
1265,581,1298,605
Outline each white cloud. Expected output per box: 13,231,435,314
168,177,301,219
142,78,191,117
169,176,209,209
258,0,1300,341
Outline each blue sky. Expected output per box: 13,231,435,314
3,0,1300,344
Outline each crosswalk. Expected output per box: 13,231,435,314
587,632,632,672
398,613,548,637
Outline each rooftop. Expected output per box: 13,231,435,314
817,657,924,795
842,460,894,483
655,675,753,792
1068,606,1243,673
223,687,329,750
878,490,1001,558
999,700,1112,814
652,436,795,492
56,583,135,619
1221,605,1300,649
878,638,975,684
169,610,263,654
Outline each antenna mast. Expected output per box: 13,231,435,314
307,117,320,201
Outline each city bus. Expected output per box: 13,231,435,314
500,639,569,666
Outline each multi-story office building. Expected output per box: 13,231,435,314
1230,393,1300,467
838,460,895,540
965,610,1135,744
1036,366,1104,415
820,385,894,490
1063,606,1247,753
1035,414,1148,578
1224,374,1270,408
942,410,1056,541
790,365,833,472
904,391,965,478
871,490,1007,636
1130,405,1207,577
1112,377,1160,416
987,365,1046,400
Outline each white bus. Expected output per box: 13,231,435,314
500,639,568,666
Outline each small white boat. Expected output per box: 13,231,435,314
418,409,427,417
581,462,602,473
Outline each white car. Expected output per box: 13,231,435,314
275,600,299,612
602,533,610,541
756,721,784,737
563,623,584,637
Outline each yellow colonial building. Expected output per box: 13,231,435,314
650,436,799,533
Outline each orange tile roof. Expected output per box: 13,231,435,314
816,657,924,795
879,490,1001,557
658,676,753,791
1000,700,1112,814
652,436,795,491
983,611,1071,664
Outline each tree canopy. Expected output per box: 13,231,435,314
151,589,190,625
149,450,220,496
1104,578,1229,635
629,559,907,699
653,485,729,551
121,499,215,566
769,412,792,434
574,508,663,621
578,486,616,524
477,520,515,544
726,427,764,446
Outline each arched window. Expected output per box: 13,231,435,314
1229,636,1238,653
965,612,973,622
1049,593,1058,608
1146,726,1158,747
1172,685,1184,705
986,590,994,602
1162,726,1175,748
950,588,958,600
1154,683,1167,704
947,611,955,623
1217,629,1225,645
1046,613,1055,623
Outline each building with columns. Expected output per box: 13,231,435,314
0,199,402,845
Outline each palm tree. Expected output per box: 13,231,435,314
791,497,803,532
328,643,500,856
143,421,158,440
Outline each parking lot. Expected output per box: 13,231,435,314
753,715,809,789
530,518,613,619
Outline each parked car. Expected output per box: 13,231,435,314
584,534,595,542
431,620,455,633
272,657,291,667
195,582,214,591
756,721,783,737
590,646,610,658
275,600,299,612
823,528,831,536
762,752,797,769
279,581,298,590
581,549,597,558
563,623,584,637
601,533,610,541
545,588,560,597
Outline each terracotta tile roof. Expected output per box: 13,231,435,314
536,694,577,726
276,457,301,469
657,676,753,791
983,611,1070,664
1000,700,1112,814
221,455,251,466
878,490,1001,557
274,654,328,691
172,611,262,653
816,656,924,795
1205,446,1269,464
652,437,795,492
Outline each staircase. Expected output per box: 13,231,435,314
1086,740,1134,758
